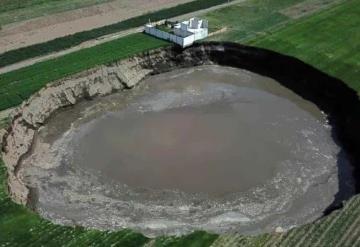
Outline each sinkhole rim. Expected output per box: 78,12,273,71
2,42,360,236
62,65,338,197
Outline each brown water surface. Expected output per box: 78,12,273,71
71,66,325,196
25,66,353,235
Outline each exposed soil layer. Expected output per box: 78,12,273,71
21,65,353,236
0,0,193,53
2,42,360,236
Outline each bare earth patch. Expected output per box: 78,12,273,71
280,0,343,19
0,0,193,53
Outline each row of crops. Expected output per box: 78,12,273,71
209,0,360,245
0,33,169,111
0,0,234,68
210,196,360,247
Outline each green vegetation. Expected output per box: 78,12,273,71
0,0,112,25
208,0,360,244
153,231,218,247
247,0,360,92
0,0,360,245
211,195,360,246
203,0,344,42
0,33,169,111
203,0,359,91
204,0,297,41
0,0,233,68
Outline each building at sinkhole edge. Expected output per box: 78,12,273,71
145,17,208,48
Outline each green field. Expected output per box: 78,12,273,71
248,0,360,92
203,0,343,42
0,33,169,111
204,0,297,41
0,0,233,68
0,0,113,26
202,0,359,91
1,0,360,246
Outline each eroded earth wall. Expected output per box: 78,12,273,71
2,42,360,208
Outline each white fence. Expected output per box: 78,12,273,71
145,25,196,47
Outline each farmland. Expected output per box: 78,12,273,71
202,0,359,91
0,0,233,67
248,0,360,92
0,33,169,111
203,0,344,42
209,0,360,244
0,0,360,246
204,0,295,41
0,0,113,26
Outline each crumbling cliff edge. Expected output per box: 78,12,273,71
2,42,360,213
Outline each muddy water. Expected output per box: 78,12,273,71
23,65,354,236
72,71,319,196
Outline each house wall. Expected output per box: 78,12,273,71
193,28,208,41
145,25,195,47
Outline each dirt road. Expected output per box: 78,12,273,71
0,0,244,75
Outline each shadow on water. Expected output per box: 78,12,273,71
186,42,360,216
7,42,360,230
323,146,355,215
323,121,359,215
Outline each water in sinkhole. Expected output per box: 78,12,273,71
24,65,354,235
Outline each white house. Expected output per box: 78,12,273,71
145,17,208,48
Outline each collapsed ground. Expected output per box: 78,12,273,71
17,65,351,236
0,0,359,246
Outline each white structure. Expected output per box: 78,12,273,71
145,17,208,48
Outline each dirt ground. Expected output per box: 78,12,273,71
0,0,193,53
280,0,341,19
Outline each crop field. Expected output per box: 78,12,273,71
204,0,297,41
0,0,233,68
0,0,113,26
248,0,360,92
203,0,344,42
210,0,360,245
0,33,169,111
203,0,358,91
0,0,360,246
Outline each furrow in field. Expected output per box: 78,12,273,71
312,197,360,246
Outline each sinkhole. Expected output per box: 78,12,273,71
21,65,355,236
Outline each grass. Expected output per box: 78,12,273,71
247,0,360,92
0,0,234,68
209,0,360,245
203,0,300,41
203,0,345,42
0,0,113,26
1,0,360,246
202,0,359,91
0,33,169,111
